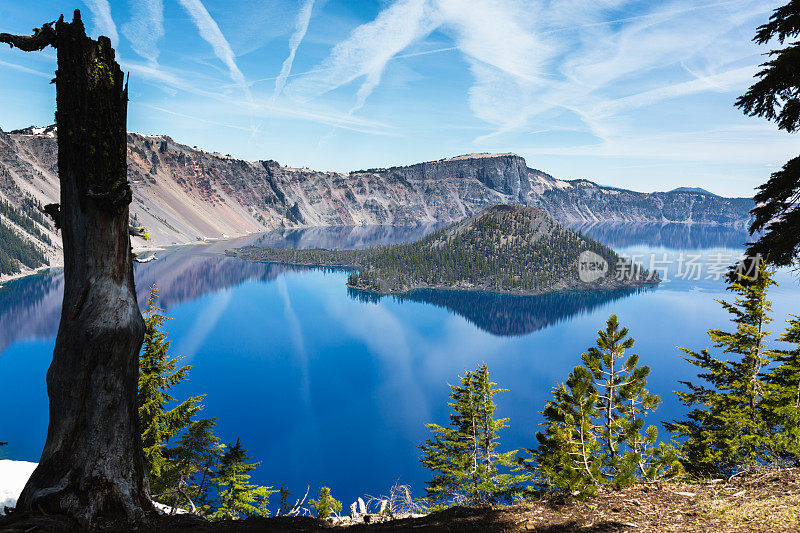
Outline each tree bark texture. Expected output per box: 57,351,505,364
6,10,152,524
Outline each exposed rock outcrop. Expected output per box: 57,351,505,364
379,152,531,201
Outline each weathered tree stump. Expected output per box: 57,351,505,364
1,10,152,524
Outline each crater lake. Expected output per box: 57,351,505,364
0,223,796,508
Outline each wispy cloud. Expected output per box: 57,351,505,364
471,0,774,145
139,103,263,133
0,59,51,79
285,0,440,112
519,126,799,165
176,0,254,109
592,66,757,118
437,0,549,129
82,0,119,45
230,46,457,91
286,0,773,148
273,0,316,101
122,0,164,65
124,59,392,135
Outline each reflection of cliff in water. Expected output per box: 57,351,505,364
0,273,64,354
566,222,751,250
257,222,750,252
349,286,651,336
253,224,443,250
0,249,303,354
132,251,304,312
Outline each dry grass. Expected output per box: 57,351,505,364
2,468,800,532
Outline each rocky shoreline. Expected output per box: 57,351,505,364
344,276,660,297
0,241,163,289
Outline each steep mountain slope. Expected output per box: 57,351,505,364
0,128,59,279
0,125,753,279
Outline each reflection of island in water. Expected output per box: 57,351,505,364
4,222,737,352
348,286,653,336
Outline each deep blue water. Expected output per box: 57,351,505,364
0,223,797,508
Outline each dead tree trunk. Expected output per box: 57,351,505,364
2,10,152,523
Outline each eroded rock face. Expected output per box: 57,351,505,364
0,127,753,273
381,153,531,200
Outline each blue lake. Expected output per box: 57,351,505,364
0,224,797,508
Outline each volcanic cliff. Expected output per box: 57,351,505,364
0,125,753,278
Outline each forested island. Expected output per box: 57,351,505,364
229,205,658,296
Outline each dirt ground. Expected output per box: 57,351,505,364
2,468,799,532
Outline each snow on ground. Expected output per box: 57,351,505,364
0,460,37,515
0,460,186,516
153,501,188,515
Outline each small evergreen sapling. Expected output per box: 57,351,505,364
667,262,778,475
764,314,800,460
162,417,222,514
529,315,679,495
419,363,526,504
279,486,292,515
582,316,663,485
309,486,342,518
530,365,602,495
210,438,276,520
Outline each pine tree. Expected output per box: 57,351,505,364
139,284,203,495
419,363,526,504
764,314,800,460
582,315,663,486
667,262,778,475
735,1,800,269
309,486,342,519
209,438,276,520
529,366,602,496
528,315,679,495
161,417,222,514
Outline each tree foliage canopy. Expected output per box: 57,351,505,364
309,487,342,519
667,262,779,475
139,284,203,494
736,1,800,268
420,363,526,504
528,316,680,496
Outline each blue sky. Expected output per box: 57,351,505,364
0,0,792,196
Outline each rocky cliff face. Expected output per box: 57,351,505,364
379,152,531,201
0,125,753,277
